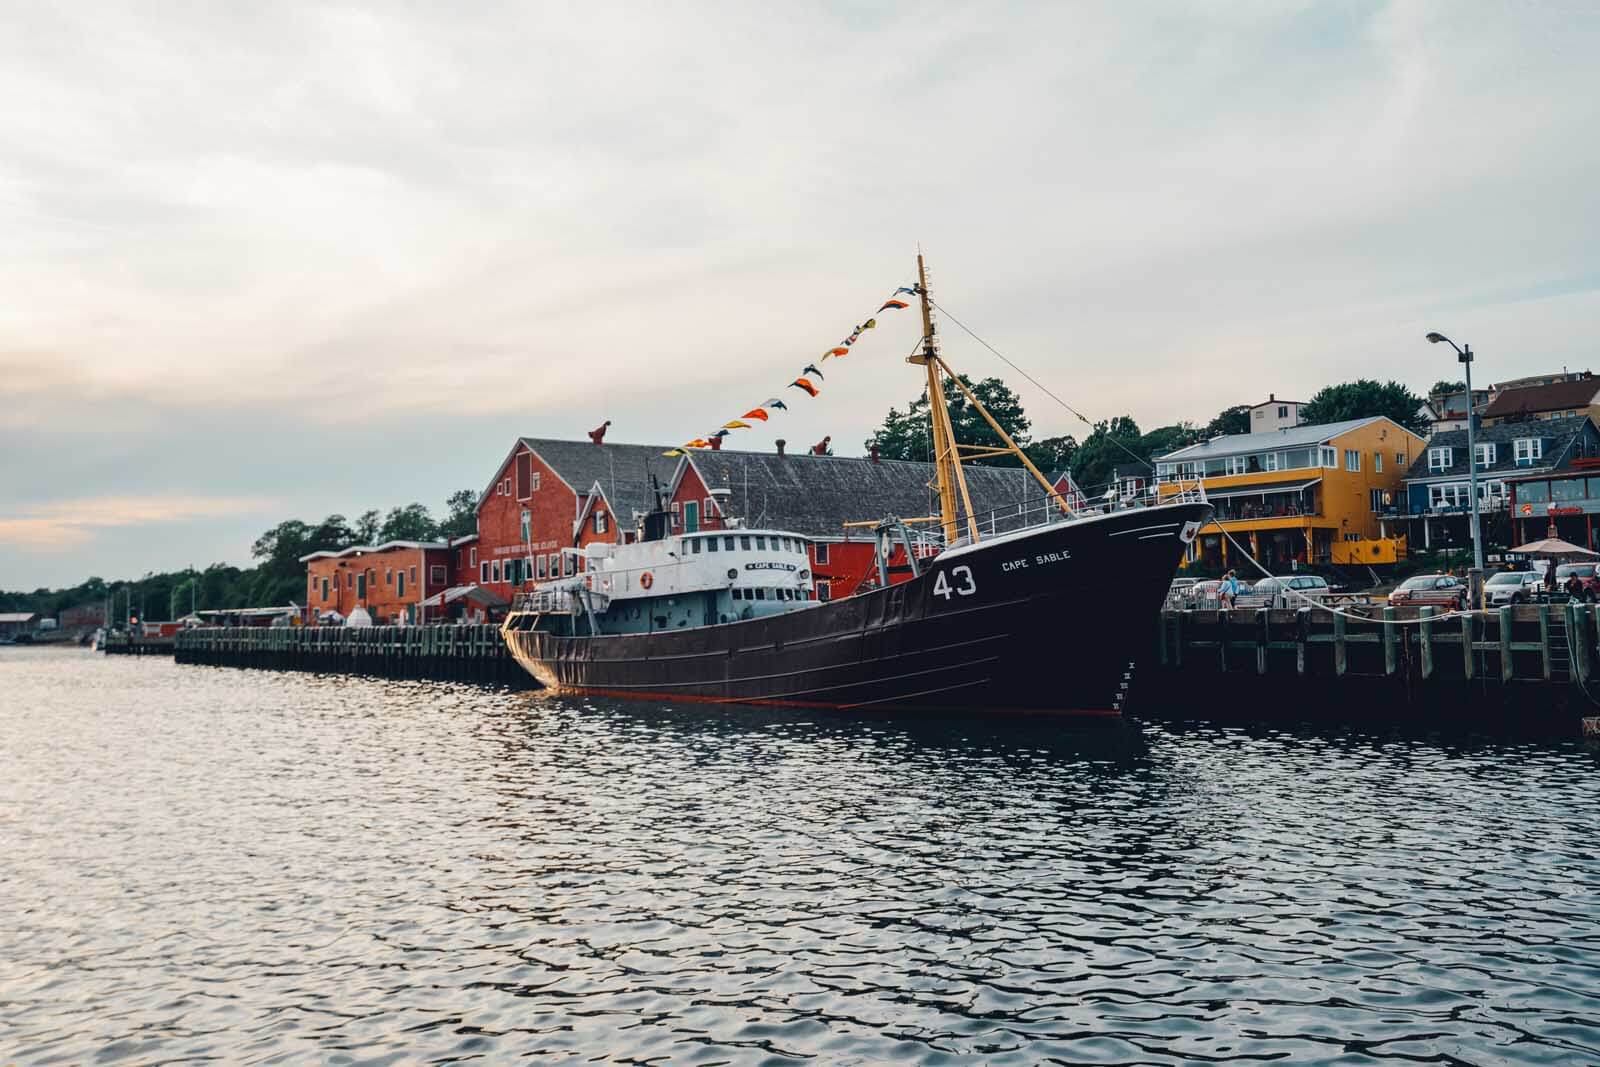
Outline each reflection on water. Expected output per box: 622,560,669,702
3,647,1598,1064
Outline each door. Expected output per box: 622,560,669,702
357,573,367,600
684,500,700,532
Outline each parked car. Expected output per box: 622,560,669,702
1249,574,1336,607
1554,563,1600,601
1484,570,1547,607
1388,573,1469,610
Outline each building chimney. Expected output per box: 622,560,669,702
870,444,880,464
1269,392,1275,402
775,438,786,457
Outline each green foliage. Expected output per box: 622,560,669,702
439,489,478,540
1024,435,1078,475
378,503,438,543
1069,416,1142,491
354,510,381,544
1429,380,1466,396
1299,379,1428,435
866,375,1034,467
1204,405,1252,438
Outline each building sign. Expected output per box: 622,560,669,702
495,540,558,556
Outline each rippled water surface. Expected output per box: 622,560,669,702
4,648,1599,1064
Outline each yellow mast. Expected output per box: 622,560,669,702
909,254,977,545
908,253,1073,546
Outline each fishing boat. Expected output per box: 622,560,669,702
502,257,1213,713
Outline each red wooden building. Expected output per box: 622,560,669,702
301,541,453,624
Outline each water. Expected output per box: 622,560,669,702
3,648,1599,1065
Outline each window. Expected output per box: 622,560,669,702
563,555,574,577
732,588,743,600
1320,446,1338,467
347,572,354,588
547,553,558,578
817,580,831,602
1430,483,1469,510
532,471,541,492
1514,438,1543,465
670,501,681,529
1278,405,1288,419
536,555,547,579
707,537,719,552
815,542,830,564
470,548,478,567
1370,489,1387,512
516,453,532,499
1224,456,1247,476
755,535,767,550
397,571,405,597
740,535,752,550
1264,452,1279,472
409,566,417,584
723,536,735,551
385,567,393,585
430,565,446,586
1552,478,1586,502
755,588,767,601
1374,453,1383,473
1427,447,1452,472
1396,452,1406,467
1474,443,1496,468
1518,481,1550,504
691,538,702,554
704,497,715,523
491,560,501,582
594,511,609,535
480,561,489,583
1344,449,1360,472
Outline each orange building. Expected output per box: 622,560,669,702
301,541,453,625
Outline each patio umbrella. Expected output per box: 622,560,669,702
1506,537,1599,557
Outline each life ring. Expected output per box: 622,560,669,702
640,571,654,589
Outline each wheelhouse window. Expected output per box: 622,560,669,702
691,538,702,554
740,535,752,550
707,537,719,552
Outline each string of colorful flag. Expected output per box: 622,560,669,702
663,285,922,456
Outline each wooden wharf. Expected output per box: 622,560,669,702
1145,602,1600,718
174,624,532,688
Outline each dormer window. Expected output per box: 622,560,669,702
1514,438,1543,465
1474,443,1496,468
1427,447,1452,472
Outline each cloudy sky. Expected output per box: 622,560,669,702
3,1,1598,588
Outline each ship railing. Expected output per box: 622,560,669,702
511,584,609,616
920,480,1208,545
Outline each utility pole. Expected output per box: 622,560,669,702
1426,332,1484,605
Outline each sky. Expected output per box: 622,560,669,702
3,1,1599,589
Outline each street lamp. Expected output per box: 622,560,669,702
1426,331,1484,603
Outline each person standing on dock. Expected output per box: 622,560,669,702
1220,570,1239,609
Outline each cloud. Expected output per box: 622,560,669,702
2,1,1599,586
0,495,277,550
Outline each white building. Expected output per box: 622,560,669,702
1247,394,1304,432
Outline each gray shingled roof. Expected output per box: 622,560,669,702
1482,377,1600,420
683,450,1039,538
1402,415,1595,482
518,438,682,525
685,449,1040,538
1157,416,1386,462
511,437,1047,539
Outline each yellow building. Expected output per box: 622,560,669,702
1155,416,1427,569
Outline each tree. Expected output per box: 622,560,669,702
1429,379,1466,396
439,489,478,540
1204,405,1251,438
377,503,438,543
1025,434,1078,475
353,509,381,545
1138,423,1198,460
1299,379,1428,435
1069,416,1142,491
866,375,1033,467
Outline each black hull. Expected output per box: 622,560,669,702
504,502,1212,713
